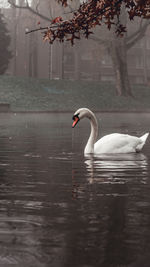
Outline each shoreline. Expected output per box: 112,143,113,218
0,109,150,114
0,76,150,113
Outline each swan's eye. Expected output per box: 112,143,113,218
72,113,80,128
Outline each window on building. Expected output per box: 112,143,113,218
64,53,74,64
81,52,93,61
101,53,112,66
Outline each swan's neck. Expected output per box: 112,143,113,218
84,111,98,154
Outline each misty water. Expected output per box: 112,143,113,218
0,112,149,267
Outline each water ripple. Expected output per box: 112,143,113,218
85,153,148,185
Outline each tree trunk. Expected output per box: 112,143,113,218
33,33,38,78
12,5,17,75
28,34,33,77
59,43,64,79
111,37,132,97
74,45,80,80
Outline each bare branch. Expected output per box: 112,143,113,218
127,20,150,50
25,26,49,34
8,0,51,22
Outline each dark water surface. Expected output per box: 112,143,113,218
0,112,149,267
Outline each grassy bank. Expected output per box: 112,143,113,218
0,75,150,112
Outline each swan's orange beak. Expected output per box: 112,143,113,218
72,116,79,128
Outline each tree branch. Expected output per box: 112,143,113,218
126,20,150,50
25,25,59,35
126,19,143,42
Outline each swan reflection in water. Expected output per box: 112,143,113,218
85,153,148,185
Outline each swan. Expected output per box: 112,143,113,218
72,108,149,155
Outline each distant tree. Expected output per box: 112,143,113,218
0,11,12,74
91,15,150,96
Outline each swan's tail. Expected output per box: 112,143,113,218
136,132,149,151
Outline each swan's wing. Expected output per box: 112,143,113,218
94,133,142,153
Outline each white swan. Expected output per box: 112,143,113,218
72,108,149,155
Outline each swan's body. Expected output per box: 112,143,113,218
72,108,149,155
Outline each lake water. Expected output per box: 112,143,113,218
0,112,149,267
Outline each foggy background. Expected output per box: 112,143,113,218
1,0,150,84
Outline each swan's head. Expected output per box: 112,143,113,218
72,108,92,128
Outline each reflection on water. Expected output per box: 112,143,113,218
85,153,148,185
0,113,149,266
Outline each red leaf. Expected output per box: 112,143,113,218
52,16,63,24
